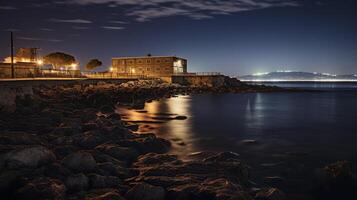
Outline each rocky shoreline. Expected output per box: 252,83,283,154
0,79,352,200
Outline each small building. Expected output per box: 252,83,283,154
111,55,187,76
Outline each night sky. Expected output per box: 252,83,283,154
1,0,356,75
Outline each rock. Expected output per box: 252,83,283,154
126,124,139,132
95,144,139,162
134,153,180,167
125,183,165,200
0,169,30,197
3,146,55,169
313,160,357,199
255,188,286,200
97,162,133,179
42,162,71,180
100,105,115,114
0,131,41,145
73,131,107,149
15,177,66,200
62,151,97,173
53,145,78,159
66,173,89,192
323,160,352,181
203,151,240,162
119,135,171,154
174,116,187,120
88,174,121,189
85,189,126,200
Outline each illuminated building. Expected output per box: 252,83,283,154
111,55,187,76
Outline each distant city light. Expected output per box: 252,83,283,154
253,72,269,76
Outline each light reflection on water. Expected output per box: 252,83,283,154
118,95,198,158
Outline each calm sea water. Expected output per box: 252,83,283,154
119,82,357,198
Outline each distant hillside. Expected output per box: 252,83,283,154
239,71,357,81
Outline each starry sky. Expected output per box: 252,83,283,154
0,0,357,75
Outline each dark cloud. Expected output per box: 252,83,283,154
101,26,125,30
0,6,17,10
49,18,92,23
17,37,62,42
68,0,300,22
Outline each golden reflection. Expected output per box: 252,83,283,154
117,95,197,159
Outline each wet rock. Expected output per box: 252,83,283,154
323,160,352,180
62,151,97,173
126,124,139,132
119,134,171,154
134,153,179,167
203,151,240,162
174,115,187,120
313,160,357,199
85,189,126,200
97,162,133,179
95,144,139,162
3,146,55,169
125,183,165,200
255,188,286,200
73,131,107,149
88,174,121,189
15,177,66,200
66,173,89,192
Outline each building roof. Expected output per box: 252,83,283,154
112,56,186,60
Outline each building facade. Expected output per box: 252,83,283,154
111,56,187,76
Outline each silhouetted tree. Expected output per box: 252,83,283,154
43,52,76,68
86,59,102,70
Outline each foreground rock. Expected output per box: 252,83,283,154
312,160,357,199
0,79,295,200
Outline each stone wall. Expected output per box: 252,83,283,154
170,75,226,87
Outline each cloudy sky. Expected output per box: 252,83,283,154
0,0,357,75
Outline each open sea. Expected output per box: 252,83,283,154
119,82,357,199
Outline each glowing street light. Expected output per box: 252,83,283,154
37,59,43,66
71,63,78,70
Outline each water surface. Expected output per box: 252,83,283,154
119,82,357,198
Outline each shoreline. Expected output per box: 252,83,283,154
0,80,349,200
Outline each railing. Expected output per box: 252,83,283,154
0,65,82,79
172,72,221,76
82,71,149,79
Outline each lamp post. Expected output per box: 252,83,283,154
10,32,14,78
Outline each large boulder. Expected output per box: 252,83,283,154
95,144,139,162
73,131,107,149
2,146,55,169
88,174,121,189
65,173,89,192
62,151,97,173
15,177,66,200
125,183,165,200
